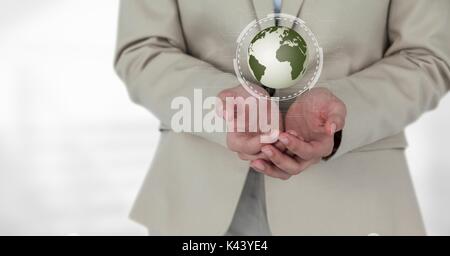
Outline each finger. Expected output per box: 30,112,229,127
325,101,346,133
272,140,287,152
227,133,262,155
236,97,258,133
238,152,270,161
216,90,236,121
262,163,292,180
251,159,292,180
259,128,280,143
261,145,303,175
286,130,299,137
325,113,345,135
295,156,321,173
285,131,303,157
310,138,334,157
278,132,321,160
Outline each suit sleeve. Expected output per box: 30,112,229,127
114,0,238,147
323,0,450,159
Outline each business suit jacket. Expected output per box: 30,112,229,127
115,0,450,235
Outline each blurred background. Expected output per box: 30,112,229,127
0,0,449,235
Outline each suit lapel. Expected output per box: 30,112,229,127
250,0,306,20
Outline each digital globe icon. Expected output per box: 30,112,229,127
247,26,308,90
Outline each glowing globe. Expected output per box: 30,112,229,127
248,26,308,89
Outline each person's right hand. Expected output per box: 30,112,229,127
217,85,285,165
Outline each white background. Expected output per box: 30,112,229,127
0,0,449,235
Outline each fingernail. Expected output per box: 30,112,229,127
252,161,265,171
330,123,337,135
279,135,289,145
287,130,298,137
261,147,273,157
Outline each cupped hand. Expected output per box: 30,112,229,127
217,85,285,162
250,87,347,179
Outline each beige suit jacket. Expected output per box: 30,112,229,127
115,0,450,235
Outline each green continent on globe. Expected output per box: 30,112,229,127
247,26,308,89
248,54,266,81
250,26,277,44
276,28,307,80
276,45,305,80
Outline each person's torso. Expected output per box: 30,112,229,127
178,0,390,82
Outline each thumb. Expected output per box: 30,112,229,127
325,113,345,136
324,99,346,136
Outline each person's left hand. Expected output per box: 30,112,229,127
250,87,347,179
